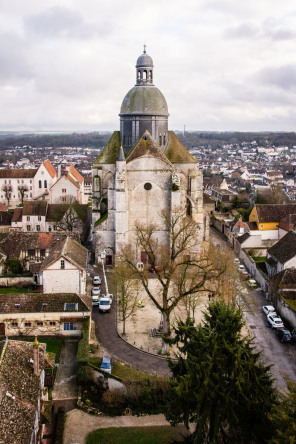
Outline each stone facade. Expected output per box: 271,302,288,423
92,50,208,264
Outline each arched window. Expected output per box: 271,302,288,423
143,70,147,80
149,70,152,80
163,134,166,145
138,70,141,80
44,180,47,188
39,180,42,189
159,135,162,146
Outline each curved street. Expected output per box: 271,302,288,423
92,295,170,377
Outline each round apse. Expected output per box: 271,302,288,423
144,183,152,191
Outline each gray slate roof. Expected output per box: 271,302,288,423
40,236,87,271
267,231,296,264
0,292,90,313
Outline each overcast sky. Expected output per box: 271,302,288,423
0,0,296,132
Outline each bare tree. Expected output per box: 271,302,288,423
119,210,235,350
18,185,29,205
110,259,139,335
1,184,12,207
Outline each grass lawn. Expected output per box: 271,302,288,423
8,336,63,362
89,358,158,381
0,287,31,294
253,257,266,263
86,426,186,444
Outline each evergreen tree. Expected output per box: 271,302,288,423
165,300,277,444
269,378,296,444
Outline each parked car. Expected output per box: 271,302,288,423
100,356,112,373
99,297,111,313
234,258,240,264
92,294,100,306
238,265,246,272
262,305,276,315
92,286,101,296
93,275,102,285
267,314,284,329
247,279,257,288
148,265,163,273
276,328,292,343
241,270,249,280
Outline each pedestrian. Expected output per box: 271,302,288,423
138,300,143,308
208,293,211,301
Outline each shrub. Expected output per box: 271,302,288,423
3,259,23,275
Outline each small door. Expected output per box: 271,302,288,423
0,323,5,336
106,255,113,266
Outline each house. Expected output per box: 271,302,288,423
40,237,88,294
249,204,296,231
0,338,46,443
49,173,80,204
266,231,296,276
0,293,90,336
0,169,36,207
33,159,57,200
10,201,90,241
232,217,250,235
0,231,80,276
267,268,296,328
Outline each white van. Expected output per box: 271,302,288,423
99,297,111,313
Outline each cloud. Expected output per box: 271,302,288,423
256,65,296,91
24,6,113,40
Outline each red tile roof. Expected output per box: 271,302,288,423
43,159,56,178
67,165,83,184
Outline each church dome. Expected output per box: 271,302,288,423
136,52,153,67
120,86,169,116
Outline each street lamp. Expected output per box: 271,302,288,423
99,249,109,295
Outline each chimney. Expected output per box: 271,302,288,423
33,336,39,376
58,165,61,179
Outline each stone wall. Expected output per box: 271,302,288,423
0,276,33,287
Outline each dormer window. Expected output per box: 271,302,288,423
60,260,65,269
64,303,78,311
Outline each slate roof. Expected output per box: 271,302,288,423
0,169,37,178
237,232,251,244
46,203,88,222
255,204,296,223
0,232,80,260
164,131,197,164
0,211,12,226
40,236,87,271
22,200,48,216
127,130,173,166
0,292,90,313
11,207,23,223
93,131,121,164
267,231,296,264
43,159,56,178
0,340,45,444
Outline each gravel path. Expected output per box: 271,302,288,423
63,410,174,444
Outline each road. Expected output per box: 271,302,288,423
211,227,296,389
87,228,296,386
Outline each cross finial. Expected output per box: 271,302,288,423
143,44,146,54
